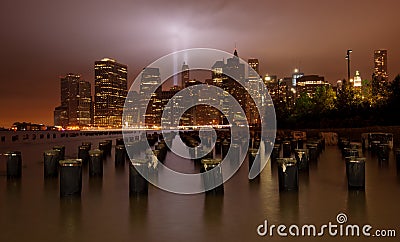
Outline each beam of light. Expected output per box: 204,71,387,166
166,22,191,86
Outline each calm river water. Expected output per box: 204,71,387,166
0,136,399,242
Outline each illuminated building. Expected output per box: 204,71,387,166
248,58,260,76
296,75,330,97
54,73,92,127
372,50,388,96
123,90,140,127
94,58,127,127
336,80,343,95
264,74,282,103
292,68,304,87
211,49,247,125
181,62,190,88
353,71,362,88
140,67,162,127
211,60,226,88
247,58,262,126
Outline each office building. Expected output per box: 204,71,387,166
54,73,92,127
296,75,330,97
372,50,388,96
94,58,128,127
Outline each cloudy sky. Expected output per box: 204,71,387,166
1,0,399,127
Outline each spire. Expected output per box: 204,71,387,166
233,42,238,57
182,61,189,71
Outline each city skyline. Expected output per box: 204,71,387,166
1,0,400,127
1,48,396,129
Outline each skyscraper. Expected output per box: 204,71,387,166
211,49,247,125
248,58,259,77
181,62,190,88
373,50,388,80
372,50,388,97
140,67,162,127
54,73,92,127
94,58,128,127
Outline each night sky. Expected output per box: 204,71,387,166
1,0,399,127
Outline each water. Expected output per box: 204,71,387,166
1,138,399,242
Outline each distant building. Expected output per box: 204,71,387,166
248,58,260,77
12,122,47,131
296,75,330,97
336,80,343,95
123,90,140,126
372,49,388,96
292,68,304,87
94,58,128,127
140,67,162,127
264,75,291,107
181,62,190,88
211,49,247,125
353,70,362,88
54,106,68,127
54,73,92,127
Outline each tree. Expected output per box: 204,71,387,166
311,86,336,114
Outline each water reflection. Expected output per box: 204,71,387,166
346,190,367,221
299,171,309,187
129,196,148,227
59,197,82,241
279,191,299,223
7,179,22,197
378,159,389,169
43,177,59,198
88,176,103,195
203,195,224,226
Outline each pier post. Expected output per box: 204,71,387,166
221,139,230,160
99,142,110,158
89,149,103,177
44,150,59,178
277,158,298,191
78,145,90,165
129,159,149,196
53,146,65,160
59,159,82,197
306,144,318,162
346,157,365,190
377,144,389,162
6,151,22,179
282,141,291,158
201,158,224,195
294,149,309,172
115,145,126,167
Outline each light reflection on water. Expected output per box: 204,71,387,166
0,138,400,242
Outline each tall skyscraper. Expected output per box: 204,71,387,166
248,58,259,77
373,50,388,80
54,73,92,127
181,62,190,88
94,58,128,127
140,67,162,127
140,67,161,96
211,49,247,125
372,50,388,96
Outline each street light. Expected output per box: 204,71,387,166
345,49,353,83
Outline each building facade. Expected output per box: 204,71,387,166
372,49,388,97
94,58,128,127
54,73,92,127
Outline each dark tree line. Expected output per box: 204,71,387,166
275,75,400,129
